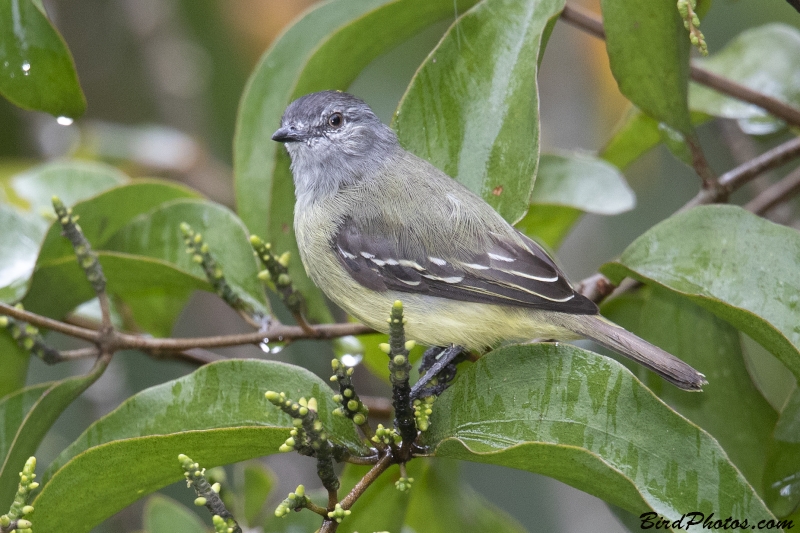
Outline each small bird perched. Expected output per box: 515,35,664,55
272,90,706,391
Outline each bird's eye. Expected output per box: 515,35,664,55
328,112,343,128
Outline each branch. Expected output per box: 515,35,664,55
682,136,800,211
0,302,372,354
560,3,800,129
744,165,800,215
577,136,800,302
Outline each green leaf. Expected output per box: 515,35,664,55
395,0,565,223
356,331,424,384
601,205,800,384
25,189,267,334
765,386,800,518
34,179,199,266
600,0,692,135
268,459,526,533
234,0,480,322
425,343,776,522
10,160,128,216
0,204,45,303
143,494,207,533
103,199,269,317
0,0,86,117
600,108,712,170
0,335,28,398
243,463,274,527
331,462,415,533
36,360,368,533
515,152,634,248
602,286,777,490
405,459,528,533
690,24,800,135
0,358,107,510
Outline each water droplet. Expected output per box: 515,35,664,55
21,61,30,75
340,353,363,367
56,116,74,126
259,339,284,354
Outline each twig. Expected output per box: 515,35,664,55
340,452,394,510
577,135,800,302
744,165,800,215
0,302,372,353
682,136,800,211
560,3,800,129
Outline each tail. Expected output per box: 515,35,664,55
564,314,707,391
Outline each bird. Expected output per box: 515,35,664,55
271,90,706,391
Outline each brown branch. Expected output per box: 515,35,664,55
682,136,800,211
0,302,373,355
560,3,800,129
0,303,101,343
744,165,800,215
340,452,394,510
578,135,800,302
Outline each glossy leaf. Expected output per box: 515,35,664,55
600,0,692,135
36,360,368,533
601,205,800,383
0,358,107,509
395,0,565,223
690,24,800,135
34,180,199,266
0,204,45,303
515,152,634,248
425,343,776,522
102,199,269,316
602,286,777,490
765,387,800,518
25,189,268,332
235,0,481,322
10,160,127,215
143,494,207,533
0,0,86,117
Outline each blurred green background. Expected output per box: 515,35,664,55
2,0,798,531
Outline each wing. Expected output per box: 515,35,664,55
332,217,598,314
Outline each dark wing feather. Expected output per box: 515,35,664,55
333,218,598,314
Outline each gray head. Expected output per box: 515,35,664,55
272,91,399,205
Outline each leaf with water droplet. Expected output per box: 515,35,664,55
602,285,778,490
0,0,86,117
425,343,777,522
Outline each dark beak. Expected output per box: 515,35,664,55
272,125,306,143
